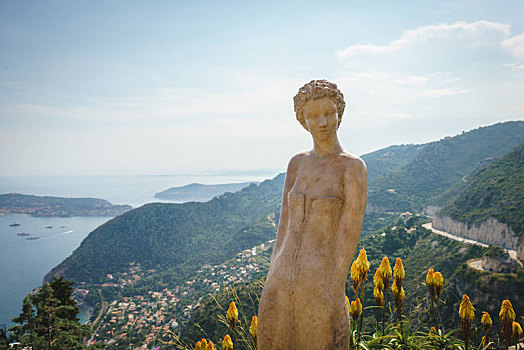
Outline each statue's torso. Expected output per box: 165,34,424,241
259,153,354,349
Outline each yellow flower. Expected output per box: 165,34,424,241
350,259,361,291
459,295,475,321
482,335,488,347
222,334,233,350
346,295,350,310
513,321,523,339
200,339,208,349
374,285,383,306
349,297,362,321
227,301,238,325
249,316,257,339
356,249,371,276
499,300,516,324
195,341,202,350
481,311,492,328
373,267,384,290
378,257,392,289
351,249,370,290
433,272,443,299
207,341,215,350
426,268,435,286
393,258,405,284
391,279,401,296
399,287,405,300
426,268,435,297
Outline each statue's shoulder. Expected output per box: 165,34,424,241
288,151,311,168
338,151,367,177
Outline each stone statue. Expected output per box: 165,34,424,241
257,80,367,349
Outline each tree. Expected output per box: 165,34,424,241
9,277,92,349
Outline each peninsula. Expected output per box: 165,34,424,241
0,193,132,217
154,182,257,202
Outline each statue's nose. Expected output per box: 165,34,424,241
319,116,328,126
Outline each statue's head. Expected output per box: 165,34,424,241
293,80,346,131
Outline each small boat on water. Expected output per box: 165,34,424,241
26,236,40,240
9,223,21,227
17,232,30,236
60,226,65,228
45,226,53,229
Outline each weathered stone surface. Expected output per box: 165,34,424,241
258,80,367,349
433,216,523,260
482,250,520,273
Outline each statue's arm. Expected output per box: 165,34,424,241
274,156,299,253
338,158,367,266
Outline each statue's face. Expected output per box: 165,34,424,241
304,97,338,141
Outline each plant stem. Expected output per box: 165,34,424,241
429,296,437,329
376,307,380,335
435,298,440,331
382,287,388,335
357,285,365,345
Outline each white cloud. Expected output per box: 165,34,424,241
422,88,470,98
346,71,429,86
338,21,511,59
502,33,524,58
503,62,524,71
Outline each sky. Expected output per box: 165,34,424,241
1,0,523,176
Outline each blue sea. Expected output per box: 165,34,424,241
0,173,277,328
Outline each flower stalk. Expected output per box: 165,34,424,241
459,294,475,350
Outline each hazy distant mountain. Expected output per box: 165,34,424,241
154,182,257,202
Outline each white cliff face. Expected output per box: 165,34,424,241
433,216,523,261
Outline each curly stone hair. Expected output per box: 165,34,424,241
293,79,346,130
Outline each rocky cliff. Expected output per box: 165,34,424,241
433,216,523,260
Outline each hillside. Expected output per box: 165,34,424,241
178,217,524,346
439,142,524,236
0,193,132,217
154,182,256,202
361,143,425,181
367,121,524,212
45,175,285,284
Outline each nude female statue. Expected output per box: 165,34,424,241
257,80,367,349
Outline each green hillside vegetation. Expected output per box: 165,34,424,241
368,121,524,212
429,157,496,208
361,144,425,181
177,216,524,348
439,142,524,236
0,193,131,217
154,182,257,202
45,175,285,284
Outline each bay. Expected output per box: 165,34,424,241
0,172,278,328
0,214,110,327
